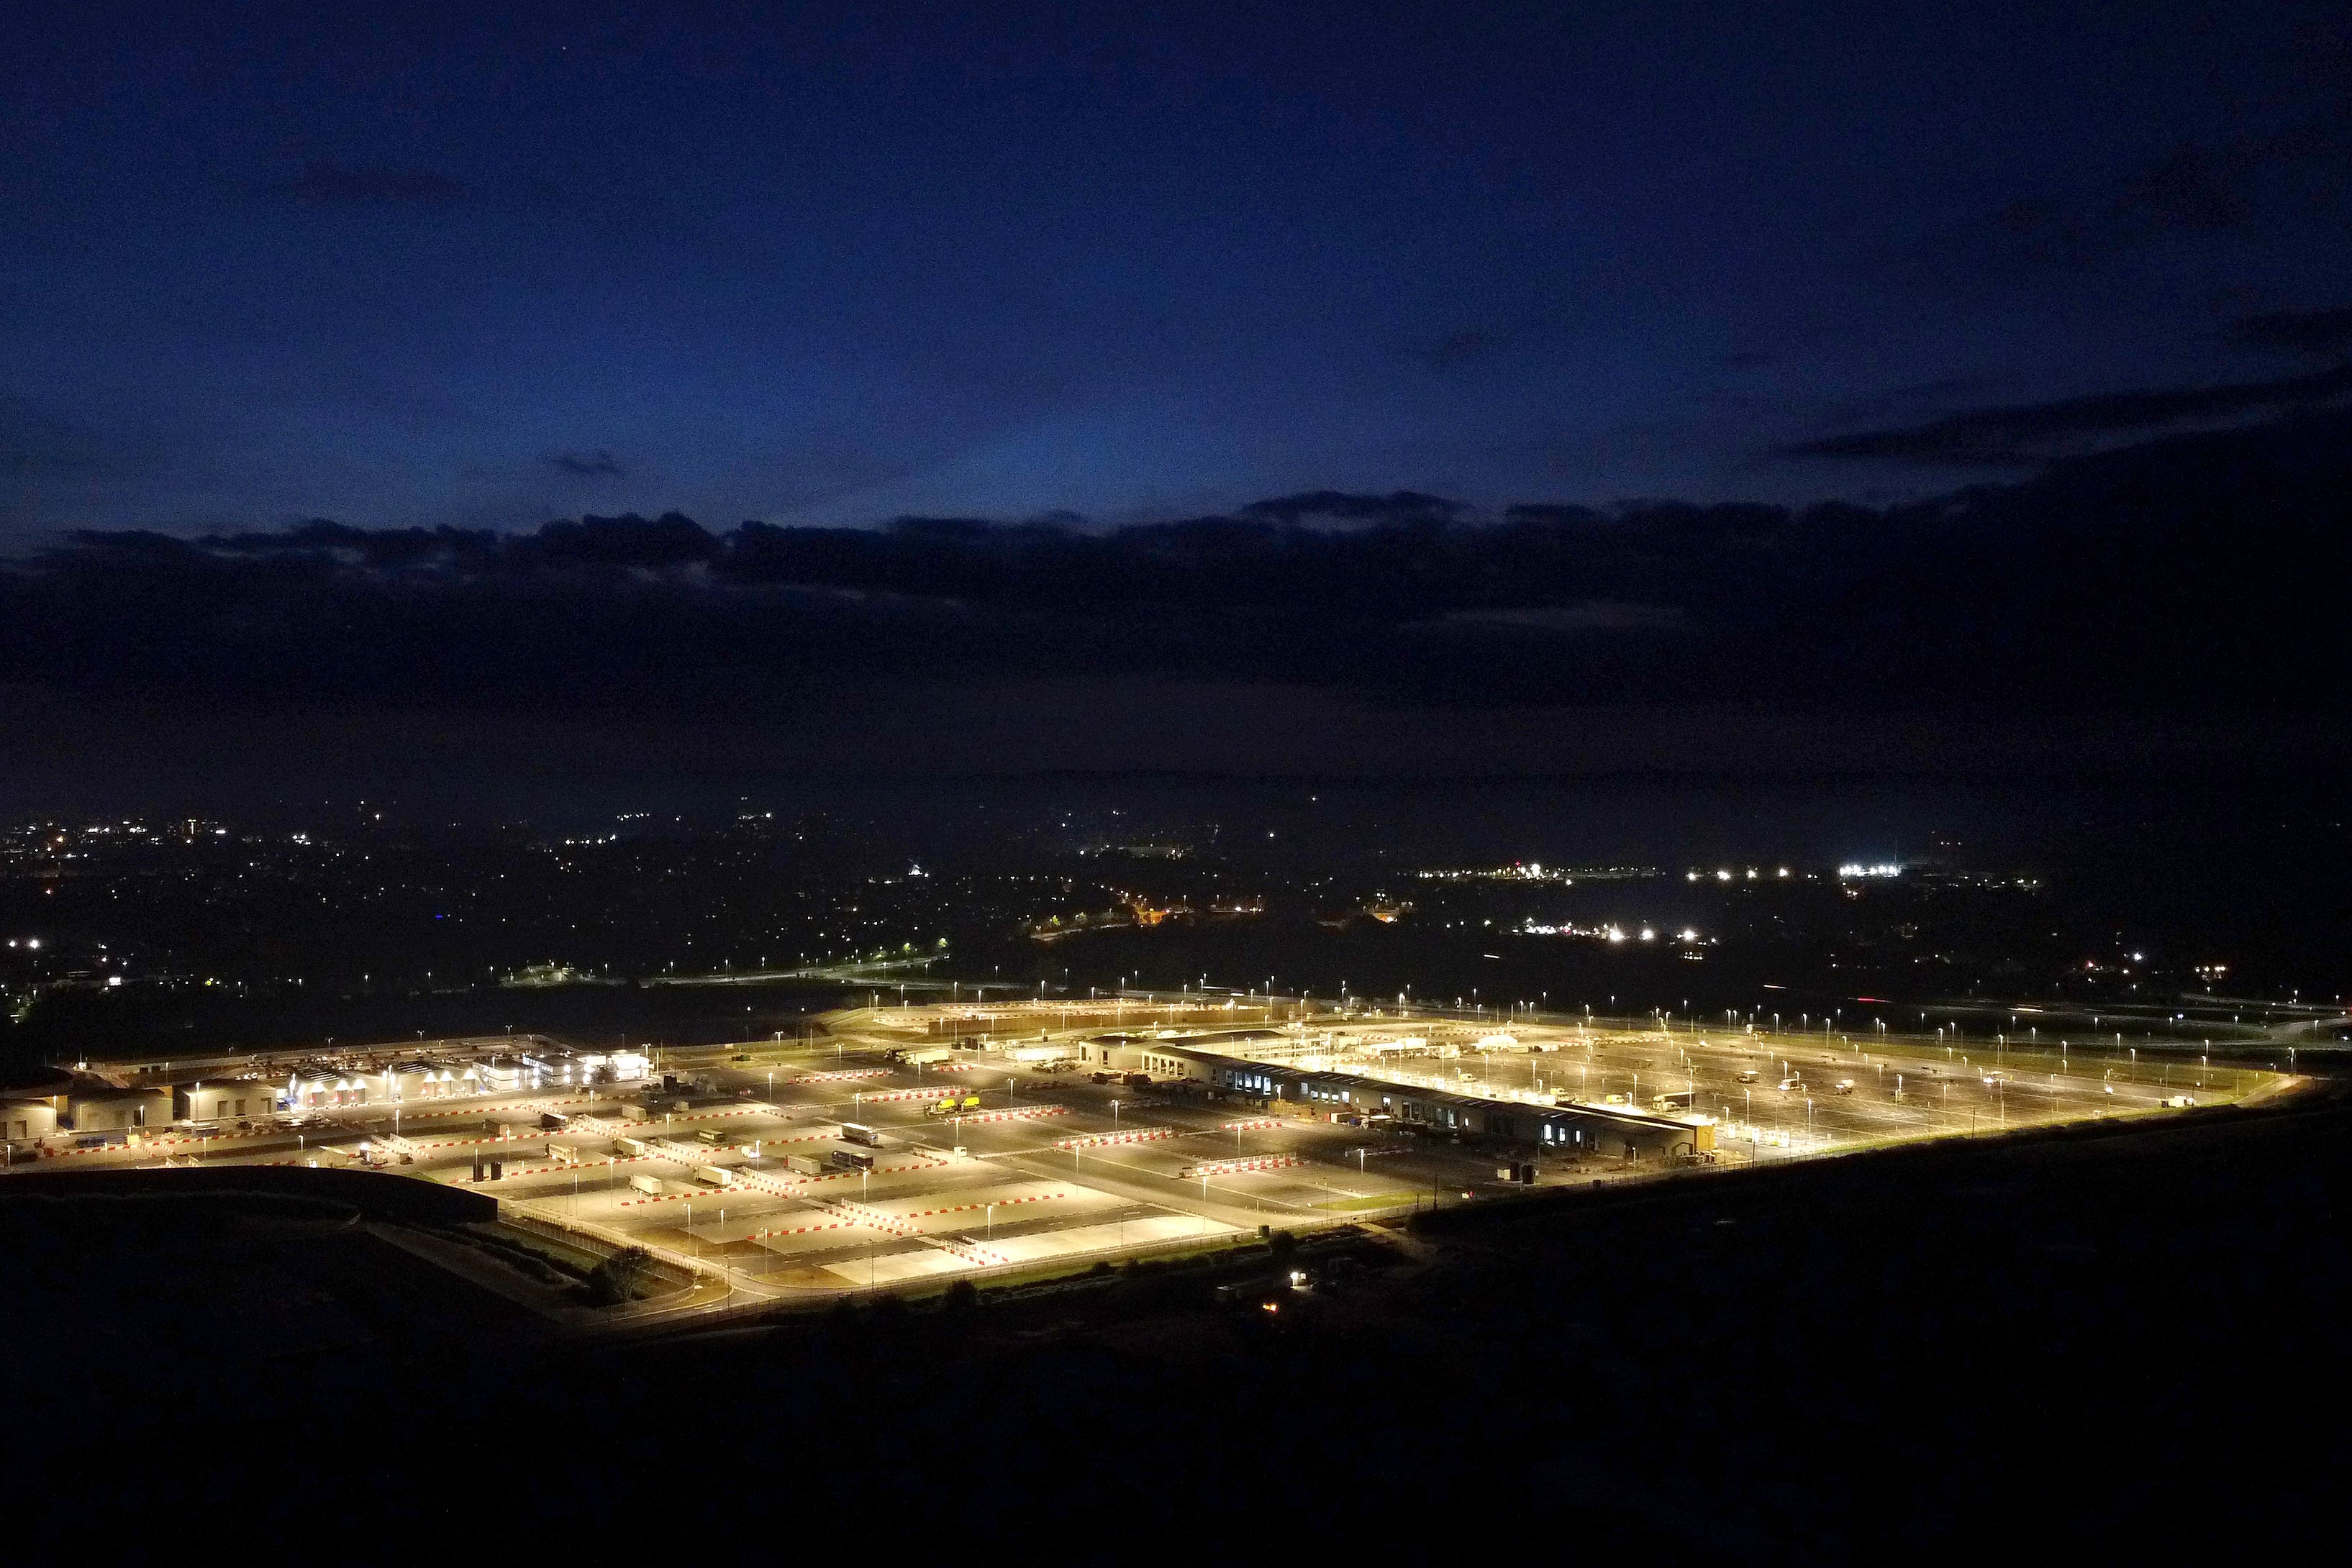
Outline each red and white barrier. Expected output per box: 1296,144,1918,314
1055,1126,1173,1150
1184,1154,1303,1177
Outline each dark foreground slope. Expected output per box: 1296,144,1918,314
6,1090,2347,1560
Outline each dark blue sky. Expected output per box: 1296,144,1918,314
4,2,2347,540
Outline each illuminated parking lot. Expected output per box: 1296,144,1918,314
17,998,2290,1308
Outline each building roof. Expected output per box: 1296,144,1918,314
1150,1041,1704,1136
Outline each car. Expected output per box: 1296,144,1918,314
2161,1094,2196,1108
1833,1080,1856,1095
1735,1070,1761,1084
1776,1077,1804,1092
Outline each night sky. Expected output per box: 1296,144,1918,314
7,3,2350,542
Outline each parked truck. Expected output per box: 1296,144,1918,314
693,1164,736,1188
629,1173,663,1197
781,1152,824,1177
828,1148,876,1172
840,1122,884,1147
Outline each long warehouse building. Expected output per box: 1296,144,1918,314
1073,1031,1716,1162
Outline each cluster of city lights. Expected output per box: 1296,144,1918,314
1518,921,1704,945
1419,863,1654,883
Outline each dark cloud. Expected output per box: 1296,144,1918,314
1,411,2350,724
525,511,714,568
550,450,626,478
1417,329,1497,371
1501,503,1605,527
1237,491,1465,529
278,161,470,207
2106,128,2342,237
159,514,717,574
2117,143,2256,232
2231,306,2352,357
1941,125,2348,280
1987,197,2097,268
1417,603,1686,635
1784,365,2352,464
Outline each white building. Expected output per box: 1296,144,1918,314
173,1080,276,1123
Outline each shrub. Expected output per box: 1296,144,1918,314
584,1246,653,1305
